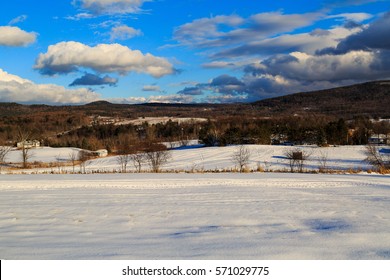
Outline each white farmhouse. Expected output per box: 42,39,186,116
94,149,108,157
16,140,40,149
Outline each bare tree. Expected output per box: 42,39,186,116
130,153,146,173
55,154,64,173
17,129,34,168
68,151,78,173
0,146,12,172
365,144,390,171
20,145,34,168
231,145,251,172
117,154,132,173
144,143,171,173
317,150,329,173
78,150,91,173
284,148,311,173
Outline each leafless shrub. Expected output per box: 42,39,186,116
144,143,171,173
55,154,65,173
78,150,92,173
128,153,145,173
117,154,132,173
0,146,11,172
231,145,251,173
365,144,390,172
17,130,35,168
317,150,329,173
284,147,311,173
68,151,78,173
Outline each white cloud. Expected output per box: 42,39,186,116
147,94,194,104
326,12,373,22
107,96,147,104
173,15,244,46
8,15,28,25
246,50,379,82
0,68,100,104
73,0,149,15
65,13,95,20
109,94,194,104
142,85,161,92
249,11,321,34
0,26,37,47
173,11,321,49
213,24,362,59
267,51,377,82
34,41,174,78
110,25,142,41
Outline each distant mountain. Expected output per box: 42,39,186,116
251,80,390,118
85,100,114,106
0,80,389,119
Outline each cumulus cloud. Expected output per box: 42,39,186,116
171,7,390,103
318,12,390,55
72,0,149,15
206,50,390,101
175,75,246,101
110,25,142,41
0,26,37,47
0,68,100,104
177,47,390,102
34,41,174,78
69,73,118,87
209,74,245,95
247,51,382,82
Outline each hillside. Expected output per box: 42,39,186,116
1,80,389,119
252,80,390,118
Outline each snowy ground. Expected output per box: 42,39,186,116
0,173,389,260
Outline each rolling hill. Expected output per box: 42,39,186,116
251,80,390,118
0,80,389,119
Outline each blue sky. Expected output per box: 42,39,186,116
0,0,389,104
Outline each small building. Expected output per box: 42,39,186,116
16,140,40,149
93,149,108,157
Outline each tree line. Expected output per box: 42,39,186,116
1,114,389,154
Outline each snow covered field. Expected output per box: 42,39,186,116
1,144,379,173
0,173,389,260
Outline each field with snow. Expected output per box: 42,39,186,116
0,145,389,260
1,144,381,173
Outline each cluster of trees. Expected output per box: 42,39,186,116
116,142,171,173
199,116,389,147
46,120,201,153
